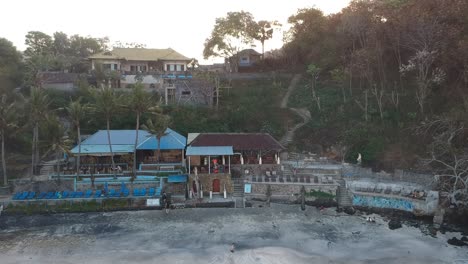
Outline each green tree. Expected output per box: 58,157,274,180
24,31,53,57
42,115,72,184
128,83,154,177
142,115,171,163
0,38,23,95
254,20,281,59
203,11,259,72
65,98,89,176
29,88,51,177
91,86,122,177
0,95,18,185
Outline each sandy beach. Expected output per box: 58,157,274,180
0,204,467,264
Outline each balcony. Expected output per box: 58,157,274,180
121,71,192,79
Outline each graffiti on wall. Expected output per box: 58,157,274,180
352,195,414,212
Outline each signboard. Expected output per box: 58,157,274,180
146,198,160,206
244,183,252,194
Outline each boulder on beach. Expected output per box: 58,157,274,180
388,219,402,230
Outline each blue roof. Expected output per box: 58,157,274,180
186,146,233,156
168,175,188,183
70,144,135,155
137,128,186,150
81,130,151,145
71,128,185,155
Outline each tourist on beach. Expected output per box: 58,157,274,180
162,192,169,214
230,243,235,253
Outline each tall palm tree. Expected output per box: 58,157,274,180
29,88,50,178
0,95,18,186
65,98,88,176
91,86,121,177
129,83,153,178
42,115,72,184
142,114,171,163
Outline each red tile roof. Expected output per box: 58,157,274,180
189,133,284,151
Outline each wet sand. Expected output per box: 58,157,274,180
0,204,467,264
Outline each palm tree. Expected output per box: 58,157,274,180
65,98,88,176
91,86,121,177
29,88,50,178
141,114,171,163
0,95,18,186
42,115,72,184
129,83,153,178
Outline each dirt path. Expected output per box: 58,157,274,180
280,74,311,147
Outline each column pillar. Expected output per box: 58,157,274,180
208,155,211,174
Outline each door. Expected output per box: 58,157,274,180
212,179,220,193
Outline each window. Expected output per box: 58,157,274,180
181,90,191,95
130,65,136,72
114,64,118,70
142,66,147,72
166,64,171,71
241,57,249,61
181,65,185,71
103,64,112,69
170,64,175,71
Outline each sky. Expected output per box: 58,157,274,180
1,0,351,64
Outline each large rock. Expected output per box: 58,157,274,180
388,219,402,230
447,237,467,247
343,206,356,215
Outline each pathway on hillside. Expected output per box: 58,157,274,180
279,74,311,147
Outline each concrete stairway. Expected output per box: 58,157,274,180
337,179,353,208
232,178,244,198
232,178,245,208
37,160,58,181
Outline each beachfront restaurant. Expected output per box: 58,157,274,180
187,133,284,167
69,128,187,175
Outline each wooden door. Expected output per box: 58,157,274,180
212,179,220,193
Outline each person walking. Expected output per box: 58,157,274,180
162,191,169,214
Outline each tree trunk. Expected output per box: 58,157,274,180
56,150,61,184
157,137,161,163
77,123,81,177
1,132,7,186
106,118,116,178
261,40,265,60
35,125,39,172
133,112,140,179
341,83,346,104
31,123,37,178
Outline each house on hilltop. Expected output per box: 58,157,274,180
226,49,262,73
88,48,213,106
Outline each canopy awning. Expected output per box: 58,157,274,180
70,145,134,156
186,146,233,156
168,175,188,183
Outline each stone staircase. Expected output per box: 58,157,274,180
37,160,58,181
337,179,353,208
232,178,245,208
282,165,293,178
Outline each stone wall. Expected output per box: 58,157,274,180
249,183,337,197
188,173,233,194
343,164,434,188
351,191,439,215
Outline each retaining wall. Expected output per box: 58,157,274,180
351,191,439,215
